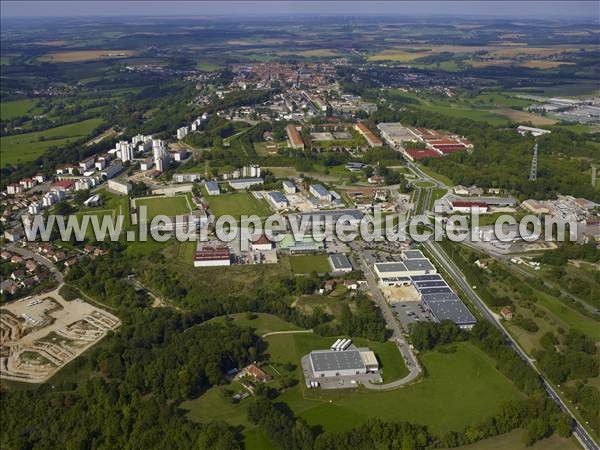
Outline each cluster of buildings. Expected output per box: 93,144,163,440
377,122,472,161
528,97,600,125
0,251,53,297
374,250,476,330
522,195,598,222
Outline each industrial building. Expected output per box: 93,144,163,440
374,259,436,279
295,209,364,227
282,180,297,194
328,253,353,273
309,184,332,202
194,247,231,267
308,342,379,379
279,234,325,253
354,122,382,147
228,178,264,190
286,124,305,149
267,191,289,209
205,181,220,196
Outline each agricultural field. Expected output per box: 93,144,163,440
289,254,331,274
1,117,104,167
205,192,272,219
38,49,136,62
134,194,193,221
1,99,42,120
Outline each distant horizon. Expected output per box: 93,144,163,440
1,1,598,20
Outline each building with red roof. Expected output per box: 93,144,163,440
404,148,442,161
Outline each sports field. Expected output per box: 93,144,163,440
135,194,193,221
206,192,272,219
289,254,331,274
1,118,104,167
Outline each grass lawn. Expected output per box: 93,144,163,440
1,117,104,167
267,336,523,436
289,254,331,274
1,99,41,120
203,312,303,336
535,291,600,341
414,180,435,188
181,382,252,428
417,164,454,186
206,192,272,219
135,194,192,221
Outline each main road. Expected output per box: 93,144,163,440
351,244,422,390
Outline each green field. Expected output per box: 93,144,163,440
447,428,580,450
278,339,523,435
1,117,104,167
1,99,41,120
203,312,303,336
289,254,331,274
206,192,272,219
135,194,193,221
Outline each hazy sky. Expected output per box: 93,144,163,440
1,1,598,19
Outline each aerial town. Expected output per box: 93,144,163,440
1,4,599,450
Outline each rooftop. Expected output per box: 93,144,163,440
329,253,352,271
423,297,477,325
310,349,365,372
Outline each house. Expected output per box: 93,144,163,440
0,280,19,295
500,307,513,320
368,175,385,185
4,229,21,242
64,258,78,269
194,247,231,267
242,364,272,382
323,280,336,293
52,180,75,192
25,260,38,272
6,184,24,195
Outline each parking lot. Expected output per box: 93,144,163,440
392,301,432,329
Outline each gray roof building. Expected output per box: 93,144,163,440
310,350,366,377
329,253,353,272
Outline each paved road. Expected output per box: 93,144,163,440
353,249,422,390
424,240,599,450
261,330,313,338
7,244,64,284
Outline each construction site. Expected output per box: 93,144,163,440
0,288,120,383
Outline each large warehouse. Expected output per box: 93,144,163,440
309,347,379,378
374,259,436,279
410,274,477,329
